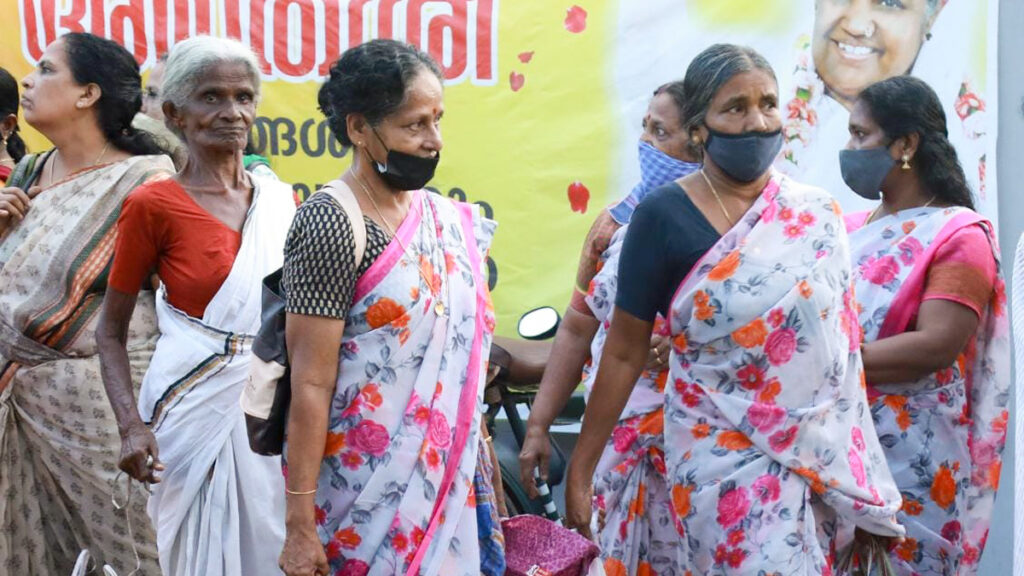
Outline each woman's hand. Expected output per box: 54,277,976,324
563,466,595,540
518,424,552,499
0,186,38,234
644,333,670,372
279,524,329,576
118,421,164,483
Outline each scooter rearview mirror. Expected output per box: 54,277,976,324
517,306,560,340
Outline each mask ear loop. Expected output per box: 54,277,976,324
109,470,152,576
368,126,390,171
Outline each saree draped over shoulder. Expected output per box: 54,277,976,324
288,190,497,576
0,153,173,574
583,224,677,575
137,176,295,575
665,174,903,575
848,207,1009,576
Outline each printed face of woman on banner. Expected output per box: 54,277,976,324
812,0,942,109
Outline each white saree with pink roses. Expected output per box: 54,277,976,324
848,206,1009,575
285,190,502,576
661,173,904,574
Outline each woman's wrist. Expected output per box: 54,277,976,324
115,412,147,437
566,454,597,485
285,504,317,529
526,414,554,434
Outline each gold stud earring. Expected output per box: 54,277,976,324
901,155,911,170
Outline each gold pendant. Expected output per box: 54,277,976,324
435,302,446,316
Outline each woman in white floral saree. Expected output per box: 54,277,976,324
843,76,1009,575
278,40,503,576
566,44,905,575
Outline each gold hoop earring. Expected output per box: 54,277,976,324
901,155,911,170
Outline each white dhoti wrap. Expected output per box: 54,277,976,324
138,177,295,575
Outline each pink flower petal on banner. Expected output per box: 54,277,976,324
568,181,590,213
518,51,534,63
564,5,588,33
509,71,525,92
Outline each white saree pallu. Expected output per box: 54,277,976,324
137,176,295,575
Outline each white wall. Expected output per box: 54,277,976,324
986,1,1020,574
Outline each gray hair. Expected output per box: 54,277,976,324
678,44,777,156
161,36,261,133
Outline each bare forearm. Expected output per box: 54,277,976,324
863,332,959,384
96,291,144,434
527,308,599,428
284,383,332,527
570,348,646,480
97,335,144,432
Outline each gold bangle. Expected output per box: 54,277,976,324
286,487,318,495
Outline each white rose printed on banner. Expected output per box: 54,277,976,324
609,0,998,222
17,0,499,86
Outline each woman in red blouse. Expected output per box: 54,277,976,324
96,36,295,576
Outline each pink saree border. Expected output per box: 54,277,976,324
844,211,872,234
875,211,986,340
406,201,488,576
352,190,426,303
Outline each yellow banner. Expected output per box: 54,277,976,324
1,0,998,335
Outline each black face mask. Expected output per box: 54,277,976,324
704,127,783,183
839,146,895,200
369,128,440,191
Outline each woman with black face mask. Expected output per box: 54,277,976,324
277,39,504,576
842,76,1008,575
564,44,904,574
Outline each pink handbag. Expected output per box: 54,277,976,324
501,515,601,576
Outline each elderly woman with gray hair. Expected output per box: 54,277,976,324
97,35,293,575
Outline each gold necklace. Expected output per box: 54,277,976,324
352,172,449,317
47,142,110,187
700,169,735,226
866,195,936,225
